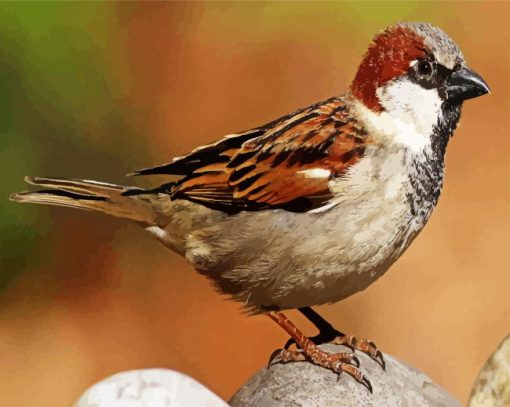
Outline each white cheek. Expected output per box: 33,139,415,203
375,80,442,152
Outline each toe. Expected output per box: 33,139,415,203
356,338,385,370
331,334,358,351
331,352,360,368
339,363,373,393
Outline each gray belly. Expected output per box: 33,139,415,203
177,189,426,313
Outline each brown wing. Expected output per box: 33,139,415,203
134,96,369,213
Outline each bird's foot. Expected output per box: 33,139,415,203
267,312,373,392
285,330,385,370
269,346,372,393
330,334,385,370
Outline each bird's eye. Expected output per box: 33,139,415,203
417,60,432,76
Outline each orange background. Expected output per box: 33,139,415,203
0,2,509,406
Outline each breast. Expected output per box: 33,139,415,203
267,149,423,305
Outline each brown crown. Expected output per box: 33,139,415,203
351,25,426,112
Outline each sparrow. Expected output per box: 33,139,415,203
10,22,489,391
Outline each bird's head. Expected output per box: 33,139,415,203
351,22,489,137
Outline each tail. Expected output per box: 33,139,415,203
10,177,164,226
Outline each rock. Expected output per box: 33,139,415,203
75,368,228,407
230,343,461,407
468,334,510,407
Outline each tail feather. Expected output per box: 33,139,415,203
24,176,125,195
10,177,160,225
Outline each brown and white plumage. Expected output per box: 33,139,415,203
11,22,489,312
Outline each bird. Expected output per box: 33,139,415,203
10,22,490,392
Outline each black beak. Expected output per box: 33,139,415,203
446,66,490,103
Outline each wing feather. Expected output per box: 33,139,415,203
136,96,369,213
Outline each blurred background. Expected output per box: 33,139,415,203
0,2,508,406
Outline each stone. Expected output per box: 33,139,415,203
468,334,510,407
230,343,461,407
75,368,228,407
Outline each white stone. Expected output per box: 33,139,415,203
75,368,228,407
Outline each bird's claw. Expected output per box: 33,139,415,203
361,375,373,393
333,360,373,393
374,349,386,370
332,336,385,371
267,348,284,367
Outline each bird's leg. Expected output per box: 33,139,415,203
295,307,385,370
267,311,372,392
293,307,345,344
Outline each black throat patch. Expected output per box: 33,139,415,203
406,101,462,217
